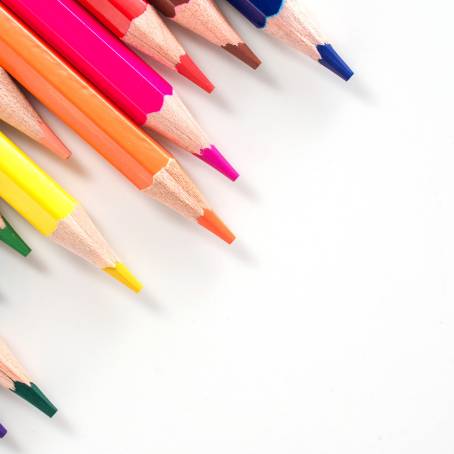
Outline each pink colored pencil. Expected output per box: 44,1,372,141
3,0,238,180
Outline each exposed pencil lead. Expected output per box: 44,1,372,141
223,42,262,69
198,209,236,244
13,382,57,418
317,44,354,81
197,145,239,181
104,263,143,293
176,54,214,93
0,216,31,256
39,122,72,159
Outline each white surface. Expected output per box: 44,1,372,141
1,0,454,451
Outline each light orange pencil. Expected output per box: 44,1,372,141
0,67,70,159
0,4,234,244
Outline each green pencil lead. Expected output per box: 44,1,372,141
12,381,58,417
0,216,31,256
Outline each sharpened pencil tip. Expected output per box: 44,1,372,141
13,382,57,418
40,123,72,159
197,145,239,181
198,209,235,244
317,44,353,81
0,217,31,256
104,263,143,292
176,54,215,93
223,43,262,69
0,424,7,438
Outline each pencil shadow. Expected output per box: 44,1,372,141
135,288,167,315
229,239,259,267
52,412,75,435
209,88,234,112
252,64,281,90
2,433,24,453
62,155,90,178
232,178,261,202
346,78,377,105
24,252,49,274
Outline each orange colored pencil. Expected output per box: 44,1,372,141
0,4,234,244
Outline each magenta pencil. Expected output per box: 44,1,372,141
3,0,238,180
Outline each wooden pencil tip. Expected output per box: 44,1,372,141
176,54,215,93
13,382,57,418
104,263,143,293
198,209,236,244
40,123,72,159
223,43,262,69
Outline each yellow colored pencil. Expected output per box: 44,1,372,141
0,131,142,292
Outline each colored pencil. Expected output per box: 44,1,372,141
76,0,214,92
224,0,353,80
0,212,31,256
0,131,142,291
0,338,57,417
0,424,7,438
0,67,71,159
4,0,238,181
0,5,235,244
149,0,261,69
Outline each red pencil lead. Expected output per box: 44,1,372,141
176,54,214,93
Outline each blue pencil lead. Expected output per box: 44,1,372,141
317,44,354,81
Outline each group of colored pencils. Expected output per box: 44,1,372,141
0,0,353,435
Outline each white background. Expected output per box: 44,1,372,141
2,0,454,452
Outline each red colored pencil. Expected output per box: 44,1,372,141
76,0,214,92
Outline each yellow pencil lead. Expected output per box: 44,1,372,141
104,263,143,293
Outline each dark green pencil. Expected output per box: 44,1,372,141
0,213,31,256
0,338,57,417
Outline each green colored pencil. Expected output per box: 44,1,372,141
0,213,31,256
0,338,57,417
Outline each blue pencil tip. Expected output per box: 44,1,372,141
317,44,354,81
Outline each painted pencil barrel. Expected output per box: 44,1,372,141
77,0,136,36
0,6,166,188
225,0,269,27
2,0,171,125
0,132,76,236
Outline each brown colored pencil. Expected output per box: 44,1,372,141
149,0,261,68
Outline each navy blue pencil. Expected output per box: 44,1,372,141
225,0,353,80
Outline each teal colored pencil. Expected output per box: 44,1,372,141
0,213,31,256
